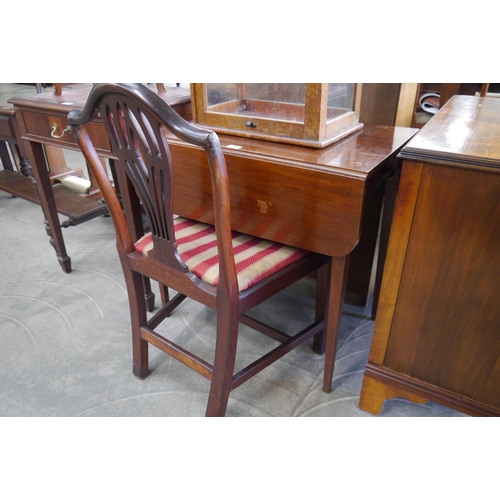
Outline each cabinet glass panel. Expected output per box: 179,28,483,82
206,83,307,123
327,83,355,119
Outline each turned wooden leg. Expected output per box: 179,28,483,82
323,255,350,393
0,141,14,170
19,154,32,177
9,141,33,177
25,140,72,273
359,375,428,415
10,109,33,178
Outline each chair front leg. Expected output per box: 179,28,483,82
206,306,240,417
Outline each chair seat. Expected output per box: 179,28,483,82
134,217,309,291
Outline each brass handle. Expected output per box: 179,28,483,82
51,123,72,139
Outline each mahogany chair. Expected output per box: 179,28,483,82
68,83,334,417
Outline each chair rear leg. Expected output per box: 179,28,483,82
160,284,169,306
125,269,149,379
143,276,155,312
205,307,239,417
160,285,187,318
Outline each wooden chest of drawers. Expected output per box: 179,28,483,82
359,95,500,417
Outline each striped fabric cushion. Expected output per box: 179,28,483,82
134,217,309,291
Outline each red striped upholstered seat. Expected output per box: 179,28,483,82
135,217,309,291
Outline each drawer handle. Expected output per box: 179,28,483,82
51,123,72,139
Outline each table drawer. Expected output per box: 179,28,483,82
19,110,113,156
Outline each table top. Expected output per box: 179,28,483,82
8,84,191,112
400,95,500,169
167,124,418,181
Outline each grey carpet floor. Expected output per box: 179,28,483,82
0,185,468,417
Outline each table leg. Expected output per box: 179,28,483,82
312,263,328,354
346,186,384,307
323,254,350,393
9,112,33,177
18,152,32,177
371,161,401,320
0,141,31,178
0,141,14,170
24,140,71,273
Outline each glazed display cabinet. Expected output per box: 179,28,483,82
190,83,363,148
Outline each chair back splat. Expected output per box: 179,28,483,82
69,83,333,416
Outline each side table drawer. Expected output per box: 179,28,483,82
18,110,113,156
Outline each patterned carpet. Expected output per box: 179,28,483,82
0,184,467,417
